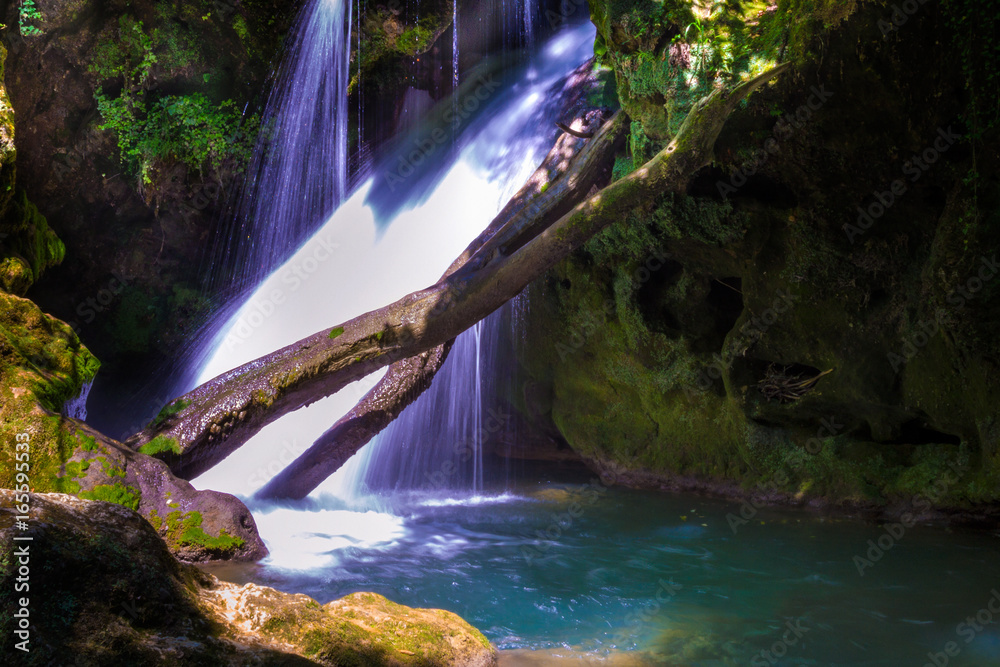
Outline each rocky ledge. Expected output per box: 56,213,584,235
0,490,498,666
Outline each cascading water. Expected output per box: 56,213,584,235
176,9,1000,664
193,24,598,502
210,0,352,295
334,297,525,502
521,0,535,47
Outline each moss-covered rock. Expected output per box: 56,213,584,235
60,422,267,561
0,490,497,666
0,289,265,561
587,0,860,155
204,586,498,666
352,0,458,95
0,44,64,296
519,0,1000,513
0,291,99,483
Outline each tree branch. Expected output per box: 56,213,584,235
255,110,620,500
126,64,789,482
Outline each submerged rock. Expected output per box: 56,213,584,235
0,490,499,666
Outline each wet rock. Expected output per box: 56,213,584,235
0,490,497,666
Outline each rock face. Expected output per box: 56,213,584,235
0,286,265,561
0,44,63,297
1,0,303,435
519,1,1000,511
0,490,498,666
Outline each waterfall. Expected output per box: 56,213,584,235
211,0,353,295
191,23,597,501
452,0,460,92
523,0,536,47
332,298,525,502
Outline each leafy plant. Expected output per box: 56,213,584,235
89,16,258,187
18,0,43,37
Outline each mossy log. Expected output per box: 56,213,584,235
126,64,790,481
256,110,617,500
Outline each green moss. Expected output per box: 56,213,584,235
163,510,245,554
79,483,141,511
611,155,635,182
149,399,190,428
328,326,345,339
138,435,183,457
769,0,858,64
396,24,437,55
75,432,99,452
147,508,164,531
232,15,250,44
1,190,65,291
95,455,126,478
63,459,90,480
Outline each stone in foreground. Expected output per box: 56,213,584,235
0,491,498,666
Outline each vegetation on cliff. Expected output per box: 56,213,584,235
519,0,1000,512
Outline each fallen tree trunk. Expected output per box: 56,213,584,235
126,65,789,482
255,110,616,500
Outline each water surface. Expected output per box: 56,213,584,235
206,464,1000,665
